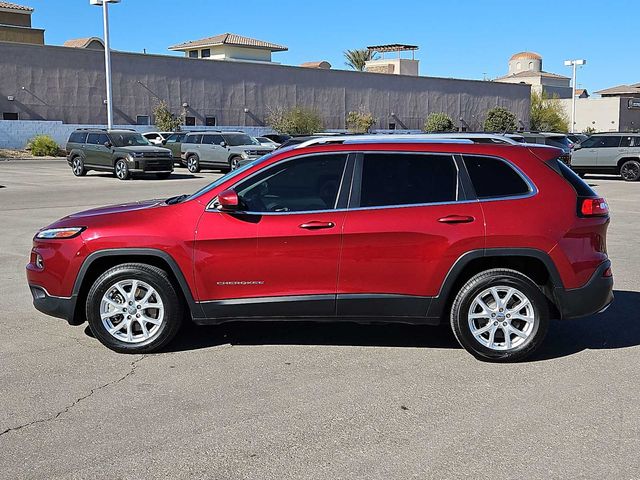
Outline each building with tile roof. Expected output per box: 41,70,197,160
0,1,43,45
495,51,572,98
169,33,287,63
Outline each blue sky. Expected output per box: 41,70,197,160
25,0,633,93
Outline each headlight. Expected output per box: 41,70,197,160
36,227,85,239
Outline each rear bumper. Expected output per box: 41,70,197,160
554,260,613,319
29,285,80,325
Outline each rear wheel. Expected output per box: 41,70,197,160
450,268,549,362
620,160,640,181
186,155,200,173
85,263,183,353
71,156,86,176
115,159,130,180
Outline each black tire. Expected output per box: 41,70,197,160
115,159,130,180
85,263,183,354
71,156,87,176
450,268,549,362
186,154,200,173
155,172,172,179
229,155,242,171
620,160,640,181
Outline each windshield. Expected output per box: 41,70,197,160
185,151,278,201
110,132,150,147
224,134,258,146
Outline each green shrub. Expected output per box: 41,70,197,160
530,91,569,132
267,107,323,135
483,107,517,132
346,110,376,133
28,135,60,156
423,112,455,132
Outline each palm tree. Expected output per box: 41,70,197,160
344,48,377,71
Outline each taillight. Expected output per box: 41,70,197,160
579,197,609,217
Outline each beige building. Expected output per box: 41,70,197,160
169,33,287,64
559,96,640,132
0,1,43,45
364,44,419,76
495,52,572,98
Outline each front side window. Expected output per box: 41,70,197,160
223,133,257,146
463,156,531,199
165,133,179,143
234,154,348,213
359,153,458,208
184,134,202,144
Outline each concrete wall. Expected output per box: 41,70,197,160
0,42,531,131
0,10,31,27
559,97,623,132
0,120,273,149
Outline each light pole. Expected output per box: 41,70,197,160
90,0,120,129
564,59,586,133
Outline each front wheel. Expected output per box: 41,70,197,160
620,160,640,181
229,156,242,170
115,159,130,180
85,263,183,353
186,155,200,173
450,268,549,362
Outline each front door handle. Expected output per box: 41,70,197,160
438,215,475,224
299,221,335,230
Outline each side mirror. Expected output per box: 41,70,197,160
161,139,167,145
104,141,112,148
216,189,240,212
573,143,582,150
220,141,227,148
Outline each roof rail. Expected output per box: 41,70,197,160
294,133,522,149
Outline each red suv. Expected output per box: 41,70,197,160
26,136,613,361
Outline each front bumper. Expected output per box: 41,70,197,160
129,158,174,173
29,285,80,325
554,260,613,319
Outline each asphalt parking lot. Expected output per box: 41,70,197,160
1,159,639,479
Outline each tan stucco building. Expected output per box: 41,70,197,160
495,52,572,98
0,1,43,45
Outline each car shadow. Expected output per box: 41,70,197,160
89,173,203,180
160,290,640,361
584,174,623,182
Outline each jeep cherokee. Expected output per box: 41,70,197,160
29,135,613,361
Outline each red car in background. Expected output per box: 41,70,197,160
27,135,613,362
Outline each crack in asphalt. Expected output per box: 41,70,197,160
0,355,147,438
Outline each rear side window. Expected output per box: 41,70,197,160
68,132,87,144
86,133,109,145
463,156,531,199
359,153,458,208
555,160,597,197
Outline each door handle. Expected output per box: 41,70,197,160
438,215,475,224
299,221,335,230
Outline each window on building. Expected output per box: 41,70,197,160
359,153,458,208
201,49,211,58
516,61,521,70
388,122,396,130
136,115,150,125
189,50,198,58
529,61,534,70
463,156,531,199
235,154,348,213
3,112,18,120
205,116,217,126
185,116,196,126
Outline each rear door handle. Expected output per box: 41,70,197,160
299,221,335,230
438,215,475,224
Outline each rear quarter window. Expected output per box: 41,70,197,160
462,156,531,198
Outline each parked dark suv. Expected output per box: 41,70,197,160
66,129,174,180
29,135,613,362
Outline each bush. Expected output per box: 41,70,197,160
153,101,182,132
483,107,517,132
530,91,569,132
423,112,455,132
346,110,376,133
266,107,323,135
27,135,60,156
583,126,597,135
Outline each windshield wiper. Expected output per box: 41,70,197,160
165,194,189,205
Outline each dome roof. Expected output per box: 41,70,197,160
510,51,542,61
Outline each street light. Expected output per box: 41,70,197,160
564,59,586,133
90,0,120,129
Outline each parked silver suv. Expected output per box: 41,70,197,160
571,133,640,181
180,131,275,173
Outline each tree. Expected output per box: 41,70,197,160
530,91,569,132
483,106,517,132
153,101,182,132
583,126,597,135
344,48,377,71
266,106,323,135
346,110,376,133
423,112,455,132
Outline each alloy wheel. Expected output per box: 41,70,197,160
72,158,83,175
100,279,164,343
187,157,198,173
621,162,640,181
467,286,535,351
115,160,127,179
